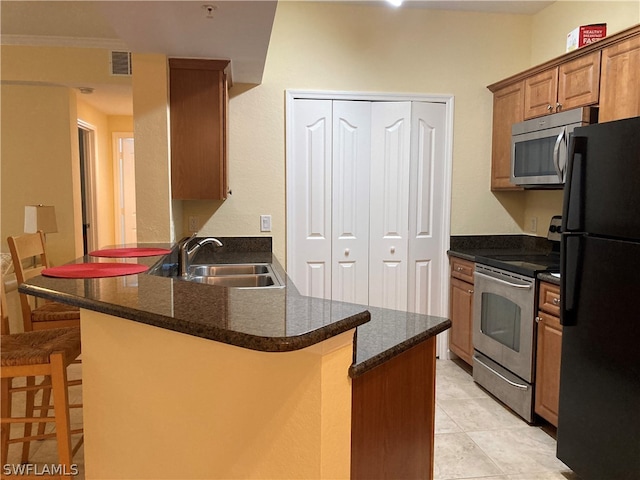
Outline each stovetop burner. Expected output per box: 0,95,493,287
475,215,563,277
475,252,560,277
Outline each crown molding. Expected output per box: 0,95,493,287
0,34,128,51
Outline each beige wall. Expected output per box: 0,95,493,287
1,44,132,262
531,1,640,65
3,4,639,263
191,2,535,261
131,53,174,243
0,83,81,265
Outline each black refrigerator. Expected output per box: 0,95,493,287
558,115,640,479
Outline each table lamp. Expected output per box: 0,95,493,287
24,205,58,239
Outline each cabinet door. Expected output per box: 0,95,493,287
539,281,560,316
524,67,559,119
558,51,600,111
449,277,474,365
535,311,562,427
169,58,229,200
491,82,524,191
599,35,640,122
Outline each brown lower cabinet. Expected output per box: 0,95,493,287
535,281,562,427
351,338,436,479
449,257,475,365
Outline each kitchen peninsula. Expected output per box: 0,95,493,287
20,237,450,480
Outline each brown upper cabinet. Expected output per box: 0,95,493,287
169,58,230,200
599,35,640,122
524,52,600,120
488,24,640,191
491,82,525,190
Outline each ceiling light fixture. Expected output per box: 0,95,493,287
386,0,403,6
201,4,217,18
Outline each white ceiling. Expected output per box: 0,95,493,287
1,1,553,116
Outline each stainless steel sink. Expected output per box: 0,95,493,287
185,263,284,289
148,261,285,288
189,274,277,287
189,264,269,277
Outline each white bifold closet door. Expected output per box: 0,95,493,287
288,99,371,304
288,98,446,318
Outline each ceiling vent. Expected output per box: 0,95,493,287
110,51,132,76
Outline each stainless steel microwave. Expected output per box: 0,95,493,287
511,107,598,187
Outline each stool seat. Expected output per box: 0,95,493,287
1,327,81,367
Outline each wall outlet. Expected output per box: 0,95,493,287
188,215,200,233
529,216,538,233
260,215,271,232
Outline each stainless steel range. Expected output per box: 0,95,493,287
472,217,561,422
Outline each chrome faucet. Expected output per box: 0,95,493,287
178,235,223,277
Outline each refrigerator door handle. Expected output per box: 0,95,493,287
561,233,582,326
563,136,587,233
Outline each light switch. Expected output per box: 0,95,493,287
260,215,271,232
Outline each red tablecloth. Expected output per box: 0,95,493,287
89,247,171,258
42,263,149,278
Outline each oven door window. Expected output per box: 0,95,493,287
480,292,521,351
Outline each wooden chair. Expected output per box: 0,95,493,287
0,281,83,478
7,231,80,332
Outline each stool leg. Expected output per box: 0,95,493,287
1,377,11,465
37,376,52,436
20,376,36,463
50,352,73,477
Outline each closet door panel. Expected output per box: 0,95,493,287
408,102,448,316
288,99,333,298
369,102,411,310
332,101,372,304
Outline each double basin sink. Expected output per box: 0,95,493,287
150,261,285,289
188,263,284,288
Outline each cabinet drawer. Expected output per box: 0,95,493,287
539,282,561,316
450,257,475,283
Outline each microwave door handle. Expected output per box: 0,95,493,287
552,128,565,179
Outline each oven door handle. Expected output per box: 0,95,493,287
474,355,529,390
474,271,533,290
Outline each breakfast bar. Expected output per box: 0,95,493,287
20,237,450,479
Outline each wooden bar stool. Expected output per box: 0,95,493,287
1,283,83,479
7,231,80,332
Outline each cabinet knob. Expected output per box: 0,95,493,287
390,246,396,254
344,248,350,256
535,316,542,323
468,289,474,294
456,266,463,272
556,102,563,112
552,297,560,305
547,104,553,112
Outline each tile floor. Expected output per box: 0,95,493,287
5,358,577,480
435,358,579,480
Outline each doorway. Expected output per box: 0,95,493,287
78,122,97,255
286,90,454,357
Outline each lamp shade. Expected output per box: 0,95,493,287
24,205,58,234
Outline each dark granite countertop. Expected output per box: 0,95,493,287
537,272,561,286
19,237,450,378
448,234,554,262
